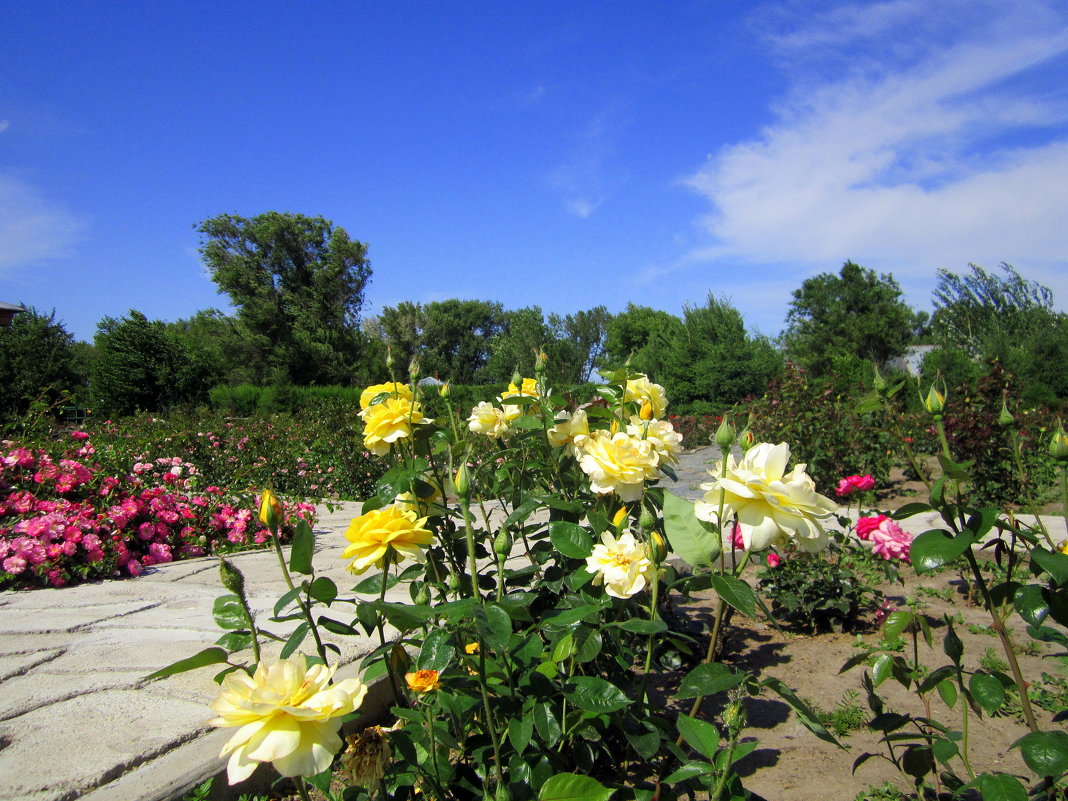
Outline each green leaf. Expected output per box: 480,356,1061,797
1031,547,1068,587
289,518,314,575
763,676,843,748
881,610,914,644
508,713,534,754
853,391,882,414
317,615,359,636
931,737,959,764
533,702,561,747
663,491,721,568
308,576,337,605
612,618,668,635
936,452,971,481
1013,584,1049,627
710,574,756,617
540,604,605,628
891,502,933,519
965,773,1026,801
564,676,631,713
871,654,893,687
213,595,247,630
280,622,309,658
549,521,594,559
937,679,958,709
273,585,304,617
911,529,973,574
145,647,229,680
551,632,575,663
968,672,1006,715
351,572,400,595
477,604,513,651
663,761,716,783
538,773,614,801
214,631,252,651
675,662,745,699
943,622,963,665
417,627,454,671
1011,730,1068,777
363,601,434,631
676,713,720,759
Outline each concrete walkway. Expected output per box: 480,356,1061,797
0,447,1063,801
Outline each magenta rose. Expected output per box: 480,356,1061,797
836,474,875,496
855,514,888,541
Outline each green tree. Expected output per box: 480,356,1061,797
783,261,920,378
198,211,372,385
93,310,194,415
546,306,611,383
166,309,246,387
486,307,550,382
599,303,684,378
0,307,87,420
660,294,782,412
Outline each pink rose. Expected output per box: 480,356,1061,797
836,474,875,496
871,519,912,563
729,522,744,550
855,514,889,541
766,552,781,568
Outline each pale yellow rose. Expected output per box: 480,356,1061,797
342,505,434,574
627,416,683,466
576,430,660,502
359,382,413,410
585,531,653,598
468,401,512,438
694,442,836,552
209,654,367,784
500,377,541,421
623,375,668,418
547,409,590,457
359,396,429,456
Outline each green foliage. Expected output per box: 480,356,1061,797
783,261,922,377
658,294,783,413
198,211,372,386
485,306,552,382
0,306,88,421
545,306,611,384
599,303,684,376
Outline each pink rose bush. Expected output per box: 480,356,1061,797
835,473,875,496
1,437,316,590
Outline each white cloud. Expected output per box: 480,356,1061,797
684,1,1068,312
0,173,84,273
0,120,9,134
548,104,627,218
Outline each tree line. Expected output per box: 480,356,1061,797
3,211,1067,421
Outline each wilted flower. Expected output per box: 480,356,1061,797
468,402,512,439
623,375,668,418
695,442,836,552
209,654,367,784
342,725,392,792
835,474,875,496
576,430,660,502
405,669,441,693
585,531,654,598
342,505,433,575
360,396,430,456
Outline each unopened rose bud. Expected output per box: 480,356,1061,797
715,418,735,449
413,584,430,606
535,349,548,376
447,573,462,592
998,398,1014,427
258,489,282,529
638,506,656,532
872,365,887,392
610,419,620,434
493,530,513,558
739,429,755,453
408,357,420,382
385,345,394,371
454,463,471,499
511,367,522,388
639,399,653,420
611,506,628,529
649,531,668,563
923,382,946,418
439,382,450,399
1050,422,1068,464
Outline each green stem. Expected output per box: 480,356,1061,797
425,698,443,790
1009,436,1051,545
270,531,328,666
295,777,314,801
958,666,975,781
1060,465,1068,530
376,560,403,706
639,557,661,709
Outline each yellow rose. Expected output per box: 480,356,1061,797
500,377,540,400
695,442,836,552
576,430,660,502
585,531,653,598
359,396,429,456
209,654,367,784
257,489,283,528
405,668,441,693
547,409,589,457
467,401,512,438
623,375,668,418
359,382,413,410
342,505,434,575
627,416,683,466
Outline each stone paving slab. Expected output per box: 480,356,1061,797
0,449,1064,801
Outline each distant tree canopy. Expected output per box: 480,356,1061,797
0,307,88,418
198,211,372,385
600,304,685,378
783,261,921,378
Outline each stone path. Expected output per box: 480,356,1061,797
0,447,1063,801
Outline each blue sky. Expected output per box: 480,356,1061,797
2,1,1067,343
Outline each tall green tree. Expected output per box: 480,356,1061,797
547,306,611,383
486,307,550,382
0,307,88,420
599,304,684,378
198,211,372,385
660,295,782,412
783,261,921,377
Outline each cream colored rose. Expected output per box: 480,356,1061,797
623,375,668,418
695,442,835,552
547,409,590,458
585,531,653,598
210,655,368,784
627,416,683,466
576,430,660,502
467,401,512,438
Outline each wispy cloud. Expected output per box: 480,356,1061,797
0,172,84,274
684,1,1068,309
548,104,626,218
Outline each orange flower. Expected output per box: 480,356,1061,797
405,669,441,693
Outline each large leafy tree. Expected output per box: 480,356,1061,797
546,306,611,384
783,261,921,377
0,307,88,420
198,212,372,385
599,303,684,378
485,307,551,383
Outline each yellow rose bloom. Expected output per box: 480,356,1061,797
500,377,540,400
257,489,283,528
209,654,368,784
405,668,441,693
576,430,660,502
467,401,512,438
585,531,654,598
394,479,446,517
627,416,683,466
342,505,434,575
547,409,589,458
359,381,413,410
695,442,836,552
623,375,668,418
359,396,429,456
